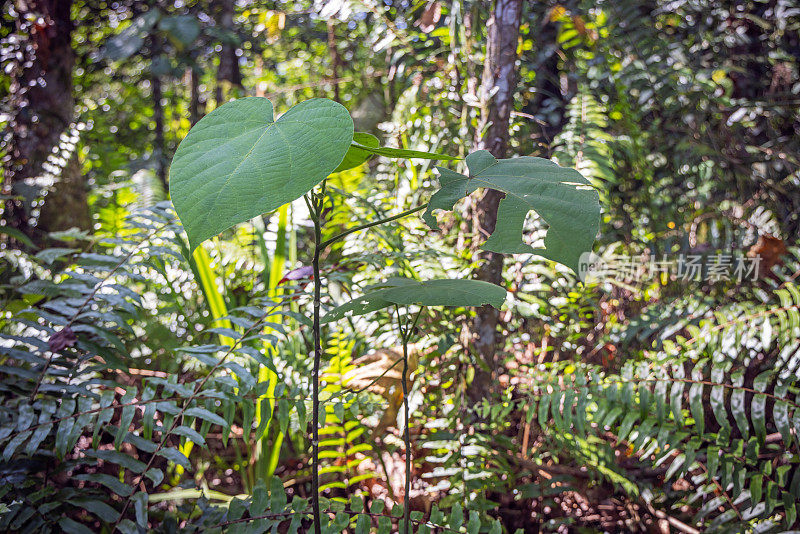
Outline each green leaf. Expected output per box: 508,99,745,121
750,473,763,505
58,517,94,534
752,371,771,444
35,247,80,265
334,133,380,173
277,397,290,434
423,150,600,274
67,499,118,523
352,143,458,162
145,468,163,486
355,512,370,534
270,476,287,511
3,430,31,460
689,361,706,435
707,446,720,479
423,167,472,229
117,519,139,534
158,447,191,470
730,371,750,440
132,492,148,528
710,367,730,434
114,393,136,450
74,473,133,496
369,500,385,514
377,277,506,308
333,402,345,423
784,492,797,526
170,97,354,250
429,505,443,526
0,226,36,249
448,502,464,530
172,424,207,448
774,380,792,446
184,406,228,428
323,278,506,322
466,510,480,534
669,365,685,426
87,449,148,473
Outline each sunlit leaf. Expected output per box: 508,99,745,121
424,150,600,274
170,97,354,250
334,132,380,173
352,143,458,161
323,278,506,322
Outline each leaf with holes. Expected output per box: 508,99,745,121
169,97,354,250
424,150,600,274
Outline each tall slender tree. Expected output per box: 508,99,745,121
467,0,523,402
214,0,241,106
2,0,89,243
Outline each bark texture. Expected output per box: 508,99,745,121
189,67,204,126
214,0,242,106
467,0,523,403
152,67,167,190
37,153,91,234
2,0,88,242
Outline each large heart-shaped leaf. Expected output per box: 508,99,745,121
169,97,354,250
423,150,600,275
323,278,506,323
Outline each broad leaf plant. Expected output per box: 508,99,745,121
169,96,600,533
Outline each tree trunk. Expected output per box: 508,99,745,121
37,152,91,234
467,0,523,403
523,6,570,156
2,0,88,243
214,0,242,106
152,72,167,191
189,67,204,125
327,20,341,102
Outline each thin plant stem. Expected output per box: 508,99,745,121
312,188,424,533
395,305,412,534
401,329,411,533
309,190,324,534
320,203,427,248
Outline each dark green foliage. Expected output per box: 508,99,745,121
0,205,305,531
511,279,800,531
1,0,797,532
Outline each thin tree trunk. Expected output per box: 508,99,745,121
327,20,341,102
524,7,569,156
215,0,241,106
2,0,88,243
467,0,523,403
152,71,167,191
189,67,203,126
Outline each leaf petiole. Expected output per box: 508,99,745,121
320,203,428,249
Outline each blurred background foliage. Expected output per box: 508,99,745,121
0,0,799,532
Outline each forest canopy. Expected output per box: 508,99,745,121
0,1,799,533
